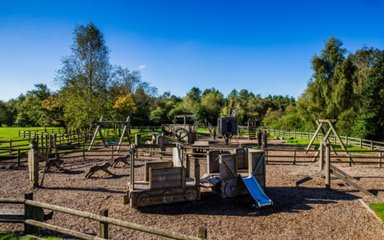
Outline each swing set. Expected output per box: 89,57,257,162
88,116,131,151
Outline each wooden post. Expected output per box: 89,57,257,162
319,143,324,175
9,139,12,155
325,143,330,189
349,151,352,167
379,151,382,168
198,226,207,239
17,149,21,167
82,144,86,161
28,148,39,188
134,134,141,145
24,193,35,234
111,145,114,159
293,150,296,165
130,144,135,190
99,209,109,239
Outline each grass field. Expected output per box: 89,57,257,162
0,127,60,141
370,203,384,221
281,136,365,151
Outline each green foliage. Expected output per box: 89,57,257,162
370,202,384,221
57,23,111,128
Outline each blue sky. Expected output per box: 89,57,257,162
1,0,384,101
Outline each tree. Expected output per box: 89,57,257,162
15,84,51,126
359,52,384,140
57,23,111,128
201,88,224,124
307,37,346,119
0,101,13,126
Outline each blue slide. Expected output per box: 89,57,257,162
242,176,273,208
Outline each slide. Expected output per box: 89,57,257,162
242,176,273,208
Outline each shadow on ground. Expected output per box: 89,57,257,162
138,186,359,216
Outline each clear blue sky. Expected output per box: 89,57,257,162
1,0,384,101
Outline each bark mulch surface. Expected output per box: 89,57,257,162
1,139,384,239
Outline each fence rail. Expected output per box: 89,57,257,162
269,129,384,150
0,193,207,240
265,148,384,167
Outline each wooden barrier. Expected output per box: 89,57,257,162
265,148,384,166
0,193,207,240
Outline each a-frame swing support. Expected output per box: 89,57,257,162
296,141,374,196
306,119,353,165
88,116,131,151
306,119,348,153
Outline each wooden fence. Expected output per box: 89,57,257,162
269,129,384,150
0,193,207,240
265,148,384,167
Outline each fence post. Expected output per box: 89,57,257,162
82,144,86,161
17,149,21,167
379,152,382,168
99,209,109,239
360,138,363,148
24,193,35,234
9,139,12,155
293,150,296,165
198,226,207,239
28,144,39,188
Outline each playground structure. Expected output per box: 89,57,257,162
19,118,382,209
295,119,374,196
217,117,238,145
204,148,272,207
88,116,131,151
124,138,273,208
161,114,197,143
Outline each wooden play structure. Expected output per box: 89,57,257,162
88,116,131,151
296,119,373,195
217,117,238,145
306,119,349,160
161,114,197,143
124,144,201,208
204,148,271,205
296,141,373,196
124,140,273,208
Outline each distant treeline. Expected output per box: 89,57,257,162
1,24,384,140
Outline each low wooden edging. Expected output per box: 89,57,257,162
1,193,207,240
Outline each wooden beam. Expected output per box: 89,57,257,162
117,116,130,151
89,116,103,151
306,121,323,151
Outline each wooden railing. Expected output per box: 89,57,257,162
265,148,384,167
269,129,384,150
0,193,207,240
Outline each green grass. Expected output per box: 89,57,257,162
0,233,61,240
282,137,365,151
0,127,60,148
370,202,384,221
